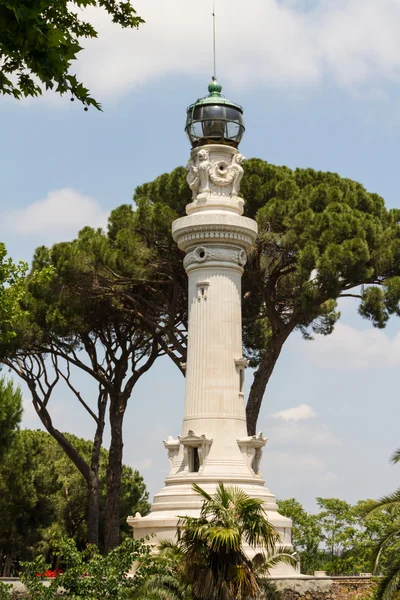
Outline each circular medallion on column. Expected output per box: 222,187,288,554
238,249,247,266
184,246,248,270
193,246,208,262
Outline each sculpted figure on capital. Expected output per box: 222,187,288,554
186,158,199,199
186,150,245,200
198,149,212,195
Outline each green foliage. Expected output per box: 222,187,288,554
20,536,150,600
0,244,27,344
316,497,356,557
359,277,400,328
364,449,400,600
174,483,296,600
132,484,289,600
0,429,150,574
278,496,396,576
43,431,150,548
0,429,61,575
0,224,159,551
0,376,22,461
0,0,143,108
0,583,12,600
277,498,322,574
125,161,400,433
130,541,192,600
240,159,400,359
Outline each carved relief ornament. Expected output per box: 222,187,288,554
186,150,245,200
183,246,247,269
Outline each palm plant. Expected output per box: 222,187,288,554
176,483,297,600
127,540,192,600
365,448,400,600
129,572,189,600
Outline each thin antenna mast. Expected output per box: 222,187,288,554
212,0,217,80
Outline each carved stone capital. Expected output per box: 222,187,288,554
172,212,258,253
185,145,245,215
183,246,247,270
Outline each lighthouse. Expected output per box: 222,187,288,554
129,80,296,575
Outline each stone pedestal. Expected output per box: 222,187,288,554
128,144,297,576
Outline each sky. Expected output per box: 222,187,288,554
1,0,400,514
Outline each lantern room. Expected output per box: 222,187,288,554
185,78,245,148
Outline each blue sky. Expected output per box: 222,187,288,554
1,0,400,513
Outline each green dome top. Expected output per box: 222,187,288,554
188,79,243,111
208,77,222,95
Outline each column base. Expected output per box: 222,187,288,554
128,473,299,576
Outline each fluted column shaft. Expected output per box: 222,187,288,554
183,259,246,437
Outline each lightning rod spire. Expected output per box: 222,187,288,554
212,0,217,80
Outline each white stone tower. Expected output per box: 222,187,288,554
129,80,296,575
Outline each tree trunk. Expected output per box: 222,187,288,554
104,400,125,552
246,329,292,435
2,551,12,577
86,404,106,546
86,472,101,546
24,383,106,548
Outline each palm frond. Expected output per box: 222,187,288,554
229,563,260,600
129,572,189,600
365,488,400,516
177,483,290,600
253,548,298,575
157,538,184,561
192,482,212,502
158,538,180,551
243,512,280,551
371,523,400,571
391,448,400,465
376,559,400,600
205,525,242,552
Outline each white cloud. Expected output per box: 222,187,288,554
272,403,316,421
302,323,400,369
70,0,400,99
268,405,340,448
2,188,108,242
264,451,337,484
271,422,340,447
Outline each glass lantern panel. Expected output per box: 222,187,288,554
226,122,241,139
201,104,225,121
193,105,203,121
190,122,203,139
225,107,242,123
202,119,225,139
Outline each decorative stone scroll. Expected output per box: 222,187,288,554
183,246,247,269
186,149,245,200
163,436,181,469
237,432,267,475
234,357,249,369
